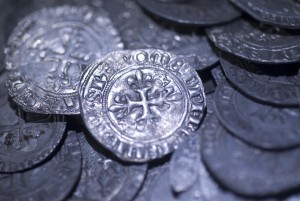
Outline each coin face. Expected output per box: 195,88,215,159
220,53,300,106
231,0,300,29
137,0,241,25
0,131,82,201
214,81,300,150
68,133,147,201
206,19,300,64
104,0,218,71
201,114,300,197
0,72,66,173
5,6,123,114
79,49,206,162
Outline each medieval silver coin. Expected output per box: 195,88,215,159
201,114,300,197
0,131,82,201
221,53,300,107
104,0,219,71
231,0,300,29
170,132,200,193
5,5,123,114
214,81,300,149
137,0,241,25
206,19,300,64
79,49,206,162
68,133,147,201
0,72,66,173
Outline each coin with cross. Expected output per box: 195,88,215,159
79,49,206,162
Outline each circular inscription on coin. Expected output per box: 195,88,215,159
231,0,300,29
206,19,300,64
5,6,123,114
79,49,206,162
0,131,82,201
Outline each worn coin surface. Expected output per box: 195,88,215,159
207,19,300,64
104,0,218,71
79,49,206,162
221,53,300,107
214,81,300,150
201,114,300,197
68,133,147,201
0,72,66,173
0,131,82,201
5,5,123,114
170,132,200,193
137,0,241,25
231,0,300,29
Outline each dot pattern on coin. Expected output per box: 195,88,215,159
231,0,300,29
79,49,206,162
5,6,123,114
137,0,241,25
206,19,300,64
0,131,82,201
220,53,300,106
214,81,300,150
68,133,147,201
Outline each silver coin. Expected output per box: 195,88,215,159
0,131,82,201
214,81,300,150
104,0,218,71
5,6,123,114
201,114,300,197
221,53,300,106
68,133,147,201
170,132,200,193
137,0,241,25
149,166,203,201
231,0,300,29
79,49,206,162
206,19,300,64
133,160,169,201
0,72,66,173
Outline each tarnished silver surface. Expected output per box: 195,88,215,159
0,72,66,173
5,5,123,114
79,49,206,162
206,19,300,64
0,131,82,201
231,0,300,29
68,133,147,201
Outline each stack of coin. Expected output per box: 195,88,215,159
0,0,299,200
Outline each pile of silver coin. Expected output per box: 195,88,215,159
0,0,300,200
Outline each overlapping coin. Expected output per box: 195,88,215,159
5,5,123,114
79,49,206,162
